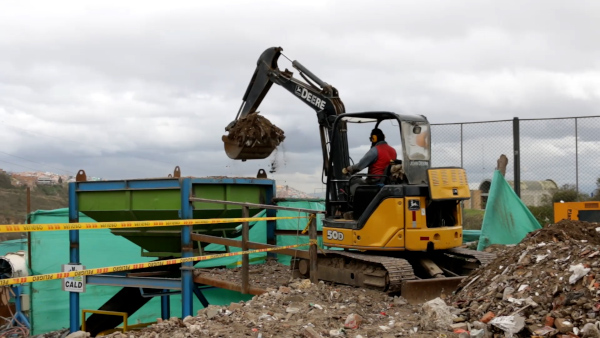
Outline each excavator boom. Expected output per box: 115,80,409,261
223,47,345,175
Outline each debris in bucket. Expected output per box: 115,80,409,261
226,113,285,149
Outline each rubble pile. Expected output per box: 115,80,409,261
104,279,454,338
450,220,600,337
226,113,285,149
196,259,295,290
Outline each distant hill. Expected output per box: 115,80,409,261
0,172,69,240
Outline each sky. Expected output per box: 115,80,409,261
1,1,599,194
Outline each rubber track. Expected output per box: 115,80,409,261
446,247,497,266
321,250,416,292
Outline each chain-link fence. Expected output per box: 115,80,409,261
431,116,600,205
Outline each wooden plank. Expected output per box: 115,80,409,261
241,206,249,294
194,275,266,296
308,213,318,284
191,234,311,259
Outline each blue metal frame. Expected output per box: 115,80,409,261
11,285,30,329
180,178,194,318
68,176,276,333
86,275,182,289
265,184,277,256
68,182,80,333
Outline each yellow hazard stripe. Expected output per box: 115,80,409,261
0,216,307,233
0,240,318,287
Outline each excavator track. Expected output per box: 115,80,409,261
296,248,496,300
296,250,416,292
325,250,417,292
440,247,497,275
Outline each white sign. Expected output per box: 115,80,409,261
61,264,86,293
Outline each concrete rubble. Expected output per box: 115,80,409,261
450,220,600,337
104,279,456,338
38,220,600,337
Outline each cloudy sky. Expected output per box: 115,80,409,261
1,1,599,194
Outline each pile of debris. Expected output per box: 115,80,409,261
195,259,294,290
450,220,600,337
102,279,454,338
226,113,285,149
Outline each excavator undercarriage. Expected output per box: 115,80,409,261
294,248,495,303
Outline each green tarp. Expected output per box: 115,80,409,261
24,208,261,334
477,171,541,251
273,200,326,265
463,230,482,243
13,200,326,335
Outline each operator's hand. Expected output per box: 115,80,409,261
342,166,353,175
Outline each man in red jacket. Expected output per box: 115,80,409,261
344,128,397,178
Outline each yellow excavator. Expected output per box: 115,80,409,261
223,47,494,302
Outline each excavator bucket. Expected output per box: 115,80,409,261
222,135,277,160
400,277,464,304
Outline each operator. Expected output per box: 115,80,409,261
343,128,397,183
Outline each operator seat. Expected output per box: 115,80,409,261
350,160,403,220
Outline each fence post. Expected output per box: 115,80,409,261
513,117,521,197
308,213,318,284
460,123,464,168
575,117,579,196
241,206,249,294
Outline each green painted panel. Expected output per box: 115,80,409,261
79,191,129,211
131,190,181,210
193,185,226,210
78,180,272,256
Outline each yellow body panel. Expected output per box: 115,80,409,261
323,198,404,248
322,226,355,246
404,226,462,250
554,201,600,222
323,195,464,251
428,168,470,200
404,197,427,229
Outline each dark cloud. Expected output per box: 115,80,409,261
1,1,599,193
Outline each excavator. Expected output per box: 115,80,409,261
223,47,494,302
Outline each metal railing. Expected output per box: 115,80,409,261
188,197,320,294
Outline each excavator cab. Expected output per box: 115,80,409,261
325,112,432,220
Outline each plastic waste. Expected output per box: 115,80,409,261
344,313,363,329
569,263,591,284
489,315,525,337
470,329,485,338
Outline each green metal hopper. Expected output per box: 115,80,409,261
72,176,275,257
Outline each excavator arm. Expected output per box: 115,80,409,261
224,47,347,176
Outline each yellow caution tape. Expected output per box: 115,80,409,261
0,239,318,287
0,216,308,233
301,214,316,235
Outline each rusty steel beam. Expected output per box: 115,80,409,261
191,234,310,259
194,275,266,296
